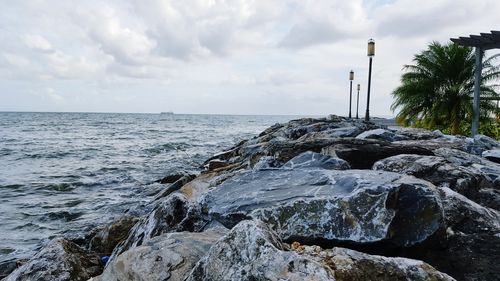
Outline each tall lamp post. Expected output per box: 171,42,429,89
356,84,360,119
349,70,354,118
365,39,375,121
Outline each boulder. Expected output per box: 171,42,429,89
185,220,336,281
373,154,484,198
482,149,500,164
433,148,500,188
468,134,500,155
282,151,350,170
405,187,500,281
110,193,206,260
92,231,224,281
202,169,442,247
298,245,455,281
5,238,102,281
321,139,433,169
89,215,139,256
153,173,197,200
355,128,402,142
393,128,446,140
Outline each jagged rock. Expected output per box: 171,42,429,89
153,173,197,200
282,151,350,170
202,169,442,247
482,149,500,164
299,246,455,281
110,193,207,261
468,134,500,155
5,238,102,281
355,128,402,142
393,128,446,140
402,187,500,281
433,148,500,188
91,231,224,281
89,215,139,256
296,126,369,141
185,220,336,281
320,139,433,169
373,154,485,198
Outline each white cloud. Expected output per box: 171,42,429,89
23,34,54,53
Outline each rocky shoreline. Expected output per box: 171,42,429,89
3,115,500,281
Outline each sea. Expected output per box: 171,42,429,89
0,112,304,264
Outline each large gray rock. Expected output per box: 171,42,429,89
373,154,485,198
110,193,206,261
202,169,443,247
406,187,500,281
92,231,224,281
282,151,350,170
355,128,402,142
300,246,455,281
433,148,500,188
5,238,102,281
482,149,500,164
321,139,434,169
89,215,139,256
186,220,336,281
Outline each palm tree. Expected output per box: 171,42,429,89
391,42,499,135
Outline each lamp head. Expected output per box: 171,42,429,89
367,39,375,57
357,84,360,91
349,70,354,81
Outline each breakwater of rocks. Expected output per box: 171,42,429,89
3,115,500,281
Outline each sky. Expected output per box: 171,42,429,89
0,0,498,116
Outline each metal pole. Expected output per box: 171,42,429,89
349,80,353,118
356,86,360,119
472,47,482,136
365,56,373,121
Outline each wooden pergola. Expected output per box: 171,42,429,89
451,30,500,136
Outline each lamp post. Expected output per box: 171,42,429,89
365,39,375,121
356,84,360,119
349,70,354,118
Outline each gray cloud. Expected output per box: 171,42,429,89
0,0,498,115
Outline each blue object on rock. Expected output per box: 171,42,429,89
100,256,110,265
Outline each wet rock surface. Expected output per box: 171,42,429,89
404,187,500,281
110,193,207,260
185,220,336,281
89,215,139,256
4,238,102,281
9,116,500,281
92,231,224,281
203,169,442,247
282,151,350,170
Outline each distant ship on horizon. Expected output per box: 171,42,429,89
160,111,174,115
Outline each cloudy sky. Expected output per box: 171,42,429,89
0,0,498,116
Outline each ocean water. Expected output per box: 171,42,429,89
0,112,301,263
